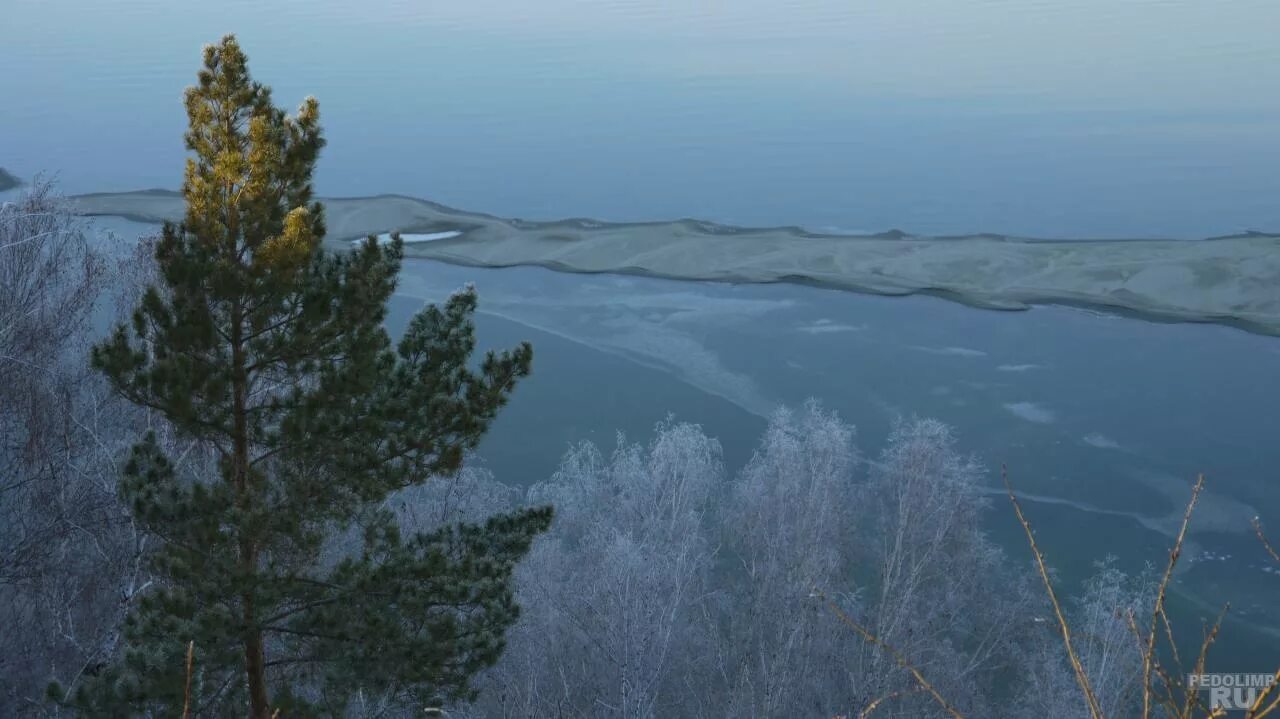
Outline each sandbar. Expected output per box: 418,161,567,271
71,190,1280,336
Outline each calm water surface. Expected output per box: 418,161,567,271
4,0,1280,237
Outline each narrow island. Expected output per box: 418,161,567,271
73,189,1280,336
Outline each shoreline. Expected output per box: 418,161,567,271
71,189,1280,337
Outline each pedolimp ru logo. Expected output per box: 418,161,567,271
1188,673,1277,712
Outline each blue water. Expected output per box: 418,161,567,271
4,0,1280,238
394,254,1280,667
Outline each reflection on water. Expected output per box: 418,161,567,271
4,0,1280,237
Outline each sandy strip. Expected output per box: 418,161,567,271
71,190,1280,336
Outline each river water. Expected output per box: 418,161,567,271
4,0,1280,238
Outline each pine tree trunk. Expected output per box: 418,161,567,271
243,608,270,719
231,293,272,719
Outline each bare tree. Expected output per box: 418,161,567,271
1,180,107,710
0,180,180,715
716,400,860,718
469,419,723,718
714,411,1030,718
458,406,1035,719
838,417,1032,718
1012,558,1155,719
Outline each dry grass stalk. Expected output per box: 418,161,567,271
1247,670,1280,719
1002,464,1105,719
856,687,925,718
1138,474,1205,719
825,466,1276,719
1167,605,1230,719
814,587,966,719
1109,475,1221,719
1243,517,1280,718
1159,604,1183,670
1015,470,1278,719
1097,474,1230,719
1121,610,1184,718
1254,518,1280,566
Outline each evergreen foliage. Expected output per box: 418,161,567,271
63,35,550,717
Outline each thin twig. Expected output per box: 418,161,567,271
1253,517,1280,565
1002,465,1104,719
1123,610,1183,719
1181,604,1228,719
814,587,965,719
858,687,926,718
1158,606,1182,674
1247,670,1280,719
1142,474,1204,719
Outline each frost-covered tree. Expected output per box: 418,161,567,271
463,405,1035,719
841,417,1031,718
713,410,1028,718
474,419,723,718
717,400,859,717
1,180,105,607
65,35,550,717
0,181,154,715
1012,558,1154,719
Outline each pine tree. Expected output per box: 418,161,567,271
65,35,551,717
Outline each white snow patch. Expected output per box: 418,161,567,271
913,345,987,358
1004,401,1055,424
351,231,462,247
797,319,866,334
1083,433,1121,450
